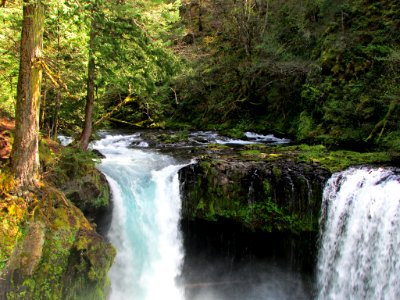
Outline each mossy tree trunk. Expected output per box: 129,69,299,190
79,17,96,151
11,0,44,188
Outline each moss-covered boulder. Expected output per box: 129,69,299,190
0,187,115,300
42,145,111,232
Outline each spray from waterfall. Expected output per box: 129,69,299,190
317,167,400,299
93,133,187,300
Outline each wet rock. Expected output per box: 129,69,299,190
179,157,331,233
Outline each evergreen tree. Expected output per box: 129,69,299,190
11,0,44,187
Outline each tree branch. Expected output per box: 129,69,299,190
365,99,398,142
94,94,135,125
39,58,79,100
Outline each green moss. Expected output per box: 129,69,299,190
207,143,230,151
272,166,282,178
239,198,315,233
4,194,115,300
0,172,28,273
196,200,205,211
262,180,271,196
159,130,189,143
240,149,261,156
219,128,245,139
283,144,391,172
49,147,100,184
243,144,268,151
39,138,58,167
44,146,110,218
2,147,114,299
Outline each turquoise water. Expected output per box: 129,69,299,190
93,133,186,300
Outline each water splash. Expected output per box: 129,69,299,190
93,133,185,300
317,167,400,300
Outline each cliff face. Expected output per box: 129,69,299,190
178,157,331,274
179,158,330,233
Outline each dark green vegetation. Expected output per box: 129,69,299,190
1,0,181,137
240,143,391,172
171,0,400,152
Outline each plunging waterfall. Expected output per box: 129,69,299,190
93,133,186,300
317,167,400,299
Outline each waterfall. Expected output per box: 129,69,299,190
317,167,400,300
92,133,186,300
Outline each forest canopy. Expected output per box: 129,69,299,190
1,0,400,152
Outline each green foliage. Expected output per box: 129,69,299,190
300,0,400,146
91,0,183,129
168,0,400,152
49,147,99,184
4,197,115,300
296,111,314,141
159,130,189,143
171,0,318,133
0,0,183,136
241,198,314,233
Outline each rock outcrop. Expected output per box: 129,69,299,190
179,157,330,233
179,157,331,274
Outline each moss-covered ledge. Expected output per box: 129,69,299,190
43,145,111,228
179,157,331,233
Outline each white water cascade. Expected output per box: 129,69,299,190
92,133,187,300
317,167,400,300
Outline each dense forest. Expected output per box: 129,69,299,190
1,0,399,152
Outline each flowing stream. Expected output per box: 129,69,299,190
317,167,400,299
93,133,187,300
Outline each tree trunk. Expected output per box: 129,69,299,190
51,90,61,139
11,0,44,188
79,19,96,151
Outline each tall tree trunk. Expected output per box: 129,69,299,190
79,19,96,150
52,90,61,139
11,0,44,188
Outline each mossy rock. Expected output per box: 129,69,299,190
179,157,330,233
0,188,115,300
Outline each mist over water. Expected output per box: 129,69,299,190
318,167,400,299
180,219,314,300
183,260,312,300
